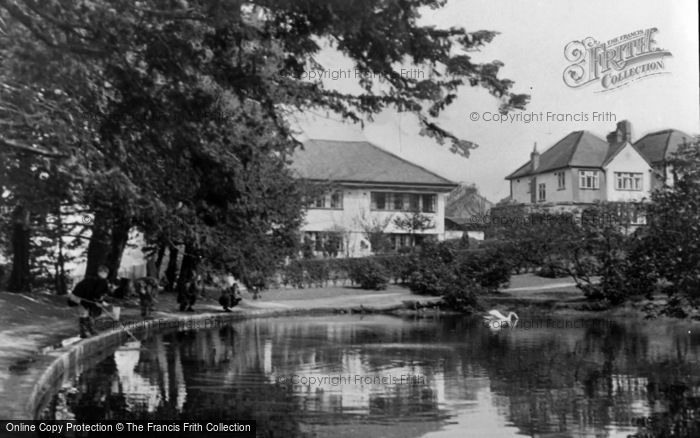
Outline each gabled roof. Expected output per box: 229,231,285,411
506,131,612,179
633,129,693,164
290,139,457,188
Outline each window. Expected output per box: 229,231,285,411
579,170,599,189
557,172,566,190
330,191,343,209
408,194,420,211
421,194,436,213
371,192,437,212
615,172,642,191
393,193,405,210
310,191,344,209
371,192,387,210
389,233,415,250
538,183,546,202
304,232,344,256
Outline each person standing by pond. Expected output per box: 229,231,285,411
219,279,242,312
177,274,201,312
68,265,111,338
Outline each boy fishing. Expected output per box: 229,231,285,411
68,265,111,338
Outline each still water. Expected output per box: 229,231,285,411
41,314,700,437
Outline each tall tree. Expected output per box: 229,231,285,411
1,0,529,290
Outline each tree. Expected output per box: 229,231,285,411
393,212,435,243
1,0,529,291
355,209,392,254
633,139,700,309
491,203,638,304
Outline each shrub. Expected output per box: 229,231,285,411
305,259,330,287
347,258,389,290
536,264,569,278
408,241,511,297
455,248,511,290
405,242,511,315
441,281,485,313
376,254,416,284
283,260,306,288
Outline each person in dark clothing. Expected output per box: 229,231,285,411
135,277,158,318
177,274,200,312
71,265,111,338
112,278,133,299
219,282,242,312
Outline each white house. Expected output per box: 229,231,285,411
505,121,653,214
290,139,457,257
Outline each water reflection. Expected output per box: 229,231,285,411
42,314,700,437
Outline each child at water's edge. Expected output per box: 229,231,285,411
219,281,242,312
135,277,159,318
68,265,111,338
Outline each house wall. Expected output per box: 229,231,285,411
571,167,606,203
603,144,653,202
509,178,531,204
510,169,575,205
534,170,573,204
302,186,449,256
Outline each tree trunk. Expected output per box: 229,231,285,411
164,246,179,292
54,206,68,295
8,206,31,292
85,210,131,281
85,210,111,278
106,216,131,282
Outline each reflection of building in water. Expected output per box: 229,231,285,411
115,341,160,412
114,338,187,413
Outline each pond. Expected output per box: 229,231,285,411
40,314,700,437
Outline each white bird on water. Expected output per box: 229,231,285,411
483,309,519,330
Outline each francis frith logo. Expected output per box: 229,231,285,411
563,28,672,92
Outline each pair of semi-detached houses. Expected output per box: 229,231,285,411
292,121,692,257
504,121,692,222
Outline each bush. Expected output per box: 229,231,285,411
283,260,306,288
347,258,389,290
408,241,511,298
441,281,485,313
375,254,415,284
536,264,569,278
455,248,511,290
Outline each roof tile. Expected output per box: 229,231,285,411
291,139,456,187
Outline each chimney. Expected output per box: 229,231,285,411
607,120,632,144
530,142,540,172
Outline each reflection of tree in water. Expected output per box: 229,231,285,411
456,318,700,438
68,355,128,421
632,334,700,438
173,326,302,437
44,316,700,437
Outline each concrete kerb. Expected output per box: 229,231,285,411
8,302,438,420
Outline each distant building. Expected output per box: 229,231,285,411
290,139,457,257
505,121,653,209
634,129,694,189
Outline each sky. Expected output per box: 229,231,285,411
292,0,700,202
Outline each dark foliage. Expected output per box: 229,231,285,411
347,258,389,290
